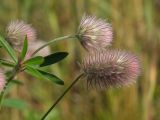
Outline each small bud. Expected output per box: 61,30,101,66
0,69,6,92
77,14,113,51
81,50,140,89
6,20,36,51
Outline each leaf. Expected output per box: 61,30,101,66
0,36,17,63
25,66,64,85
25,66,44,78
11,80,23,85
20,36,28,61
40,52,68,67
2,98,28,110
0,58,15,67
24,56,44,66
38,70,64,85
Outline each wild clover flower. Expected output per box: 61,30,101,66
0,69,6,92
6,20,36,51
77,14,113,51
81,50,140,89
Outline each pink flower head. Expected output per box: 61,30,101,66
81,50,140,89
77,14,113,51
6,20,36,51
0,69,6,92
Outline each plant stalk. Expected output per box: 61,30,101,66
31,35,76,56
41,73,84,120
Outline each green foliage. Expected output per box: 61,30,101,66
40,52,68,67
20,36,28,61
21,52,68,86
24,56,44,66
0,36,17,63
25,66,64,85
25,66,44,79
0,58,15,67
11,80,23,85
38,70,64,85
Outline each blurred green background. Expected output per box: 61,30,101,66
0,0,160,120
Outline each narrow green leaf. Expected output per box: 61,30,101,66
2,98,28,109
11,80,23,85
0,58,15,67
20,36,28,60
40,52,68,67
0,36,17,63
25,66,64,85
25,66,44,78
24,56,44,66
38,70,64,85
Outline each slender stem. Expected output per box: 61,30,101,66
31,35,76,56
41,73,84,120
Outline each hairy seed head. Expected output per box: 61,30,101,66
6,20,36,51
0,69,6,92
77,14,113,51
81,50,140,89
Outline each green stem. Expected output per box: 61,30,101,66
31,35,76,56
41,73,84,120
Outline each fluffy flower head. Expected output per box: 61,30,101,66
6,20,36,51
77,14,113,50
81,50,140,89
